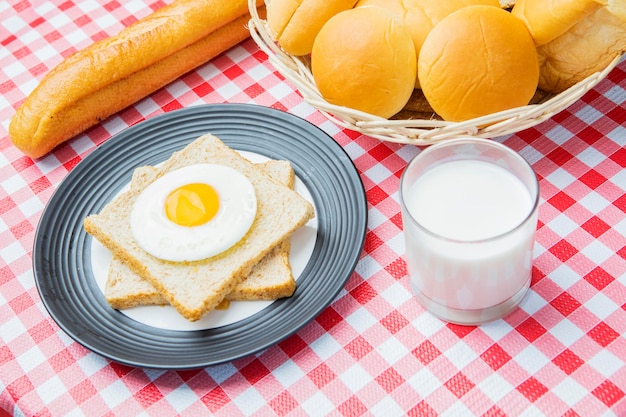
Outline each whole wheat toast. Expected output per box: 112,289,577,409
105,160,298,308
84,134,315,321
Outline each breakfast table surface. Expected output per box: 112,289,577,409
2,1,626,416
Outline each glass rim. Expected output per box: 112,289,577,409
399,137,540,244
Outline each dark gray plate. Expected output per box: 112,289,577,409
33,103,367,369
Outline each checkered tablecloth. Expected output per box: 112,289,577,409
1,1,625,416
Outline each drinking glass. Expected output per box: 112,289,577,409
399,138,539,325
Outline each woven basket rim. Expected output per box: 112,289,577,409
247,0,623,145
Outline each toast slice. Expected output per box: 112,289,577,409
104,160,297,308
84,134,315,321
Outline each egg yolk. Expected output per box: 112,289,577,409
165,183,219,227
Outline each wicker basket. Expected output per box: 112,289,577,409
247,0,623,145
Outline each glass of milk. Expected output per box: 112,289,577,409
400,138,539,325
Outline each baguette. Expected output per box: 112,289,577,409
9,0,265,159
105,160,297,309
84,134,315,321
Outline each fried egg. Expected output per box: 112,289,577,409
130,164,257,262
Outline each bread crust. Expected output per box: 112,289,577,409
9,0,265,159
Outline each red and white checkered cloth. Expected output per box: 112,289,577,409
1,1,625,416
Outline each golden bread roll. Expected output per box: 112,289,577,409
9,0,264,159
511,0,605,46
354,0,500,87
266,0,358,56
311,6,416,119
418,5,539,122
537,6,626,93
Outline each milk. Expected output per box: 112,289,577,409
405,160,533,241
400,139,539,324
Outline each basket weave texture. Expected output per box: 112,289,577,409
247,0,622,145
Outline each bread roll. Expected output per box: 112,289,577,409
266,0,358,56
9,0,264,159
418,5,539,122
354,0,500,87
511,0,605,46
311,6,416,119
537,6,626,93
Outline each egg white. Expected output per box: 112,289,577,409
130,164,257,262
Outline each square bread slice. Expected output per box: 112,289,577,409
84,134,315,321
105,159,297,309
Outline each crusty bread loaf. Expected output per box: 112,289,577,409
105,160,298,309
84,134,314,321
9,0,265,159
